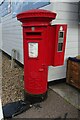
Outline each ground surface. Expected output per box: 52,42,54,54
2,52,24,106
15,89,79,119
2,52,80,119
0,51,3,119
49,82,80,110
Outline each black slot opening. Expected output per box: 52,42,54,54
59,32,64,38
26,32,41,36
58,43,63,51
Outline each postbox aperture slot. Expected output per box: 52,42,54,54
58,31,64,52
26,32,41,36
28,42,38,58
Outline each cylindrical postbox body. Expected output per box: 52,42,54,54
17,9,56,100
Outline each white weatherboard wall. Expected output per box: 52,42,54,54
40,2,78,81
1,2,79,81
0,23,2,49
2,14,23,63
78,24,80,54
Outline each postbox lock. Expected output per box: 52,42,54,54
39,68,44,72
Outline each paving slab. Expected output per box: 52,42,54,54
49,83,80,110
15,89,79,119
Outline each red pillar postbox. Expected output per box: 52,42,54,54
17,9,67,103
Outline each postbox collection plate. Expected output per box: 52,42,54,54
28,42,38,58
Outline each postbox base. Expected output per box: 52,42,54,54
24,91,47,104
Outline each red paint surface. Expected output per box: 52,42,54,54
23,27,49,94
17,9,67,95
52,25,67,66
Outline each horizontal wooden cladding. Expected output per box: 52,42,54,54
0,24,2,49
52,20,78,28
52,2,78,13
40,2,78,13
40,3,78,21
66,42,78,49
55,11,78,21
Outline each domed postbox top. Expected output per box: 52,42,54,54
17,9,57,26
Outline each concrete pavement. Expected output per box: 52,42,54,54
15,89,79,119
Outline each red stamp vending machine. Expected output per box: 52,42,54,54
52,25,67,66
